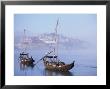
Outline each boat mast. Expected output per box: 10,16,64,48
23,29,27,52
54,19,59,61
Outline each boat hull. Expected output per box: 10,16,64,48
43,61,75,72
20,59,34,65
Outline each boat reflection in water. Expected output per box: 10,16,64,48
20,63,35,70
43,69,73,76
19,62,73,76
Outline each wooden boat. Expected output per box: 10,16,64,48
43,57,75,71
40,50,75,71
38,19,75,72
19,29,35,65
19,52,35,65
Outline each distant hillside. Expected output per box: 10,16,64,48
14,33,89,50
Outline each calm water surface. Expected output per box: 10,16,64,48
14,49,97,76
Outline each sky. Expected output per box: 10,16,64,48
14,14,97,47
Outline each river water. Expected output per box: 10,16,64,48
14,49,97,76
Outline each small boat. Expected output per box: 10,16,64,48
19,52,35,65
19,29,35,65
43,56,75,71
41,50,75,71
38,19,75,72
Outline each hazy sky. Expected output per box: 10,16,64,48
14,14,97,45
